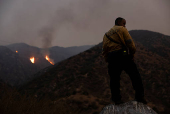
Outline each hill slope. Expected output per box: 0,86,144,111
1,43,93,86
20,30,170,114
130,30,170,59
7,43,94,64
0,46,41,86
49,45,93,63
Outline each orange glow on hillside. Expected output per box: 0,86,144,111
45,55,54,65
30,57,35,63
16,51,18,53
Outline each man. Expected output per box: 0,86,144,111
102,17,147,105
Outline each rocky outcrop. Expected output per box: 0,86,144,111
100,101,157,114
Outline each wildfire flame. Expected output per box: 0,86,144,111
30,57,35,63
16,51,18,53
45,55,54,65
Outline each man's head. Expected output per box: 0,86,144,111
115,17,126,27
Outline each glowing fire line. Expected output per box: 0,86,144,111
30,57,35,63
45,55,54,65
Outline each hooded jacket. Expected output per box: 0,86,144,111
102,25,136,62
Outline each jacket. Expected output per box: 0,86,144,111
102,25,136,62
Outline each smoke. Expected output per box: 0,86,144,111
39,7,76,58
0,0,114,47
40,8,76,48
38,0,112,48
0,0,169,47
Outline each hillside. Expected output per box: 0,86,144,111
0,43,93,86
6,43,52,69
7,43,94,64
20,30,170,114
0,46,42,86
49,45,93,63
0,79,12,91
130,30,170,59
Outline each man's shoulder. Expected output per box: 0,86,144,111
116,26,129,34
112,26,125,32
107,26,127,35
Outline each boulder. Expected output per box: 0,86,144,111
100,101,157,114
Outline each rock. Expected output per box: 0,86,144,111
100,101,157,114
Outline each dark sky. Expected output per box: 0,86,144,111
0,0,169,48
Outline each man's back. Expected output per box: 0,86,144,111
102,25,136,62
103,17,147,105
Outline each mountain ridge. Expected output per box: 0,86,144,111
19,30,170,114
0,44,94,86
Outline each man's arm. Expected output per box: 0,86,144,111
122,27,136,55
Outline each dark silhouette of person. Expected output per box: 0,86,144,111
102,17,147,105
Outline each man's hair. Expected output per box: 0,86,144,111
115,17,124,25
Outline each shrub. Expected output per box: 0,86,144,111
0,89,77,114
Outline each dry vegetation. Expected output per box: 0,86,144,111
1,31,170,114
18,40,170,114
0,88,78,114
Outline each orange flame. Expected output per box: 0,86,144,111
30,57,35,63
45,55,54,65
16,51,18,53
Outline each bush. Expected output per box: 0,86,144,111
89,102,98,110
0,89,77,114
